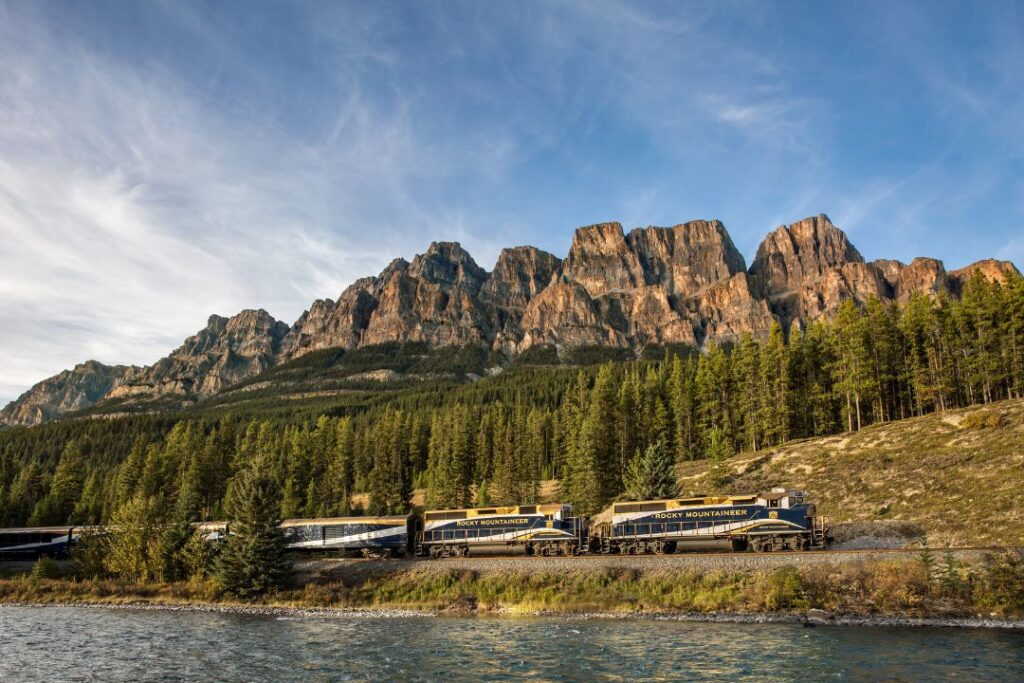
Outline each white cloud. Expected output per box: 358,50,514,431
0,4,475,405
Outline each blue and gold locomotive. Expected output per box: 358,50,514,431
594,488,827,553
420,503,582,557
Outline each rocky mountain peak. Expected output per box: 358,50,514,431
749,214,863,298
409,241,488,294
950,259,1021,284
481,246,562,310
0,361,136,427
562,222,645,297
625,219,747,295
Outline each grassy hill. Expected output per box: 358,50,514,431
678,397,1024,547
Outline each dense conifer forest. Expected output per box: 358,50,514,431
1,271,1022,526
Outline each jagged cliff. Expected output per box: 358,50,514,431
2,214,1019,426
0,361,138,427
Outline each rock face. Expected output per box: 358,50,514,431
749,214,869,319
872,258,949,302
106,309,289,402
3,214,1020,426
948,259,1020,296
0,361,137,427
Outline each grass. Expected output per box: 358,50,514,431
677,397,1024,547
3,551,1022,619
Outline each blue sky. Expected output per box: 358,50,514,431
1,1,1022,404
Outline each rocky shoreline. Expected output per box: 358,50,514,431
4,600,1023,630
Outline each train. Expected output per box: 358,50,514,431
0,488,828,561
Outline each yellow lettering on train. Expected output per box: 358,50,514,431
650,509,749,520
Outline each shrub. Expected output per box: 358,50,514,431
72,528,110,580
761,566,807,610
976,550,1024,616
960,412,1005,430
30,556,61,581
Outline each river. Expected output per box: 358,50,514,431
1,606,1023,681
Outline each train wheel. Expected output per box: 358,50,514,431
524,543,535,556
662,541,677,555
456,545,469,557
730,538,749,552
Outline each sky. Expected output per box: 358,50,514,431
1,1,1023,405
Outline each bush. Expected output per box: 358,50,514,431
761,566,807,610
72,528,110,580
960,412,1005,430
977,550,1024,616
31,556,62,581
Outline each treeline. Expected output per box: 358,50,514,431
1,270,1022,523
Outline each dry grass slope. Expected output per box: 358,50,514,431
678,398,1024,547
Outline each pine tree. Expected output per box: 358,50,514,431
831,300,877,430
216,465,291,598
280,476,302,519
114,437,147,509
564,365,620,515
622,441,678,500
761,323,791,445
669,356,696,462
491,416,522,505
31,440,85,524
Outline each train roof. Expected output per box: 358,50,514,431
278,515,415,527
422,503,566,520
0,526,90,535
605,490,808,514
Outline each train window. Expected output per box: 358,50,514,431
615,502,667,513
426,511,467,521
476,509,497,515
767,500,780,508
518,506,537,515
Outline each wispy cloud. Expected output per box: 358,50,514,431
1,1,1021,405
0,3,481,403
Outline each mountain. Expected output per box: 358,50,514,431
0,361,137,427
2,213,1019,427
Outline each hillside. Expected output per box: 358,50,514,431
3,213,1019,427
678,398,1024,547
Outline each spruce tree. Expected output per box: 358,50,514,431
623,441,678,500
31,440,85,525
216,465,291,598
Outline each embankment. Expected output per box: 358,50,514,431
4,548,1022,626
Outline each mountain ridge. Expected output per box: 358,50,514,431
2,213,1019,427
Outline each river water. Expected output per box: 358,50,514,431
1,606,1023,682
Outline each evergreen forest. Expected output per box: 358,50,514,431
1,271,1022,526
